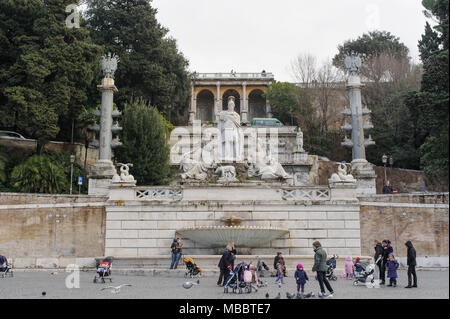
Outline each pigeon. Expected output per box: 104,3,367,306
100,284,132,294
41,291,46,297
182,279,200,289
296,293,304,299
278,283,282,289
286,292,296,299
274,292,281,299
265,293,270,299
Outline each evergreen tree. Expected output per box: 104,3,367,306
84,0,191,125
406,0,449,184
115,97,170,185
0,0,101,148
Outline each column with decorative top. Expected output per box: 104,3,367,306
342,55,376,194
89,53,122,195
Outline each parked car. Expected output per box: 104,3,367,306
251,118,284,127
0,131,26,139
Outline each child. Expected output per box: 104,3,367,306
274,259,285,285
386,253,399,287
344,256,354,279
354,257,363,277
294,263,309,295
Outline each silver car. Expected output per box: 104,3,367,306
0,131,26,139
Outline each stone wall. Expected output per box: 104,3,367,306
105,185,362,258
0,193,107,268
359,193,449,267
318,160,445,193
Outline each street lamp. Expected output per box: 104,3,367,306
382,154,388,186
70,155,75,195
389,156,394,189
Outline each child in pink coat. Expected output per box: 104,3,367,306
344,256,354,279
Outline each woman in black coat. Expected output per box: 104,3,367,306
405,241,417,288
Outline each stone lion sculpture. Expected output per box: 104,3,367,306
330,163,356,183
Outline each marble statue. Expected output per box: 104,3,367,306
330,163,356,183
101,53,120,79
180,148,208,180
215,166,238,182
296,128,305,152
248,138,291,180
218,96,242,162
112,163,136,183
344,55,362,76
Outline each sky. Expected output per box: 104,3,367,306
151,0,430,82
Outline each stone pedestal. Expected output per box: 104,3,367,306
351,159,376,195
329,180,358,201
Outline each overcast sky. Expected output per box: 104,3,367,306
151,0,429,82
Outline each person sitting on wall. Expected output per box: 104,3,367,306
383,180,394,194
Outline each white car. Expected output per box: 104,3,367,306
0,131,26,139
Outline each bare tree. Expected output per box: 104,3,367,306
290,53,317,88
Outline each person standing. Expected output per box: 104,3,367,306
374,240,384,281
170,237,183,269
380,239,393,285
405,241,418,288
312,241,334,297
217,249,230,286
386,253,399,287
294,263,309,295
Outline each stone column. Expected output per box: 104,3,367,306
266,97,273,118
344,55,376,195
89,77,118,195
189,85,196,124
215,82,221,123
241,83,248,124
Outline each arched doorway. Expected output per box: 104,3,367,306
222,89,240,114
196,89,215,122
248,89,266,121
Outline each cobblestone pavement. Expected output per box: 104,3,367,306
0,269,447,299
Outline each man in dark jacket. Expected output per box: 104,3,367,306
312,241,334,297
405,241,418,288
374,240,384,281
380,240,393,285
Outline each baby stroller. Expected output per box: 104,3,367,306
0,255,13,278
315,254,338,281
183,257,202,278
93,257,113,283
223,262,250,294
353,257,380,287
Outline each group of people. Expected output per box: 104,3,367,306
374,239,418,288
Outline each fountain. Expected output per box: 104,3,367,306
176,216,289,248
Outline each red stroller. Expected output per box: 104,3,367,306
93,257,113,283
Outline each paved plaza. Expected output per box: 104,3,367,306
0,269,447,299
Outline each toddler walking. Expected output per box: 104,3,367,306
294,263,309,295
344,256,354,279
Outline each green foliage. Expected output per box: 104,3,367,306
405,0,449,184
0,0,102,143
42,149,87,194
84,0,191,125
115,97,170,185
10,155,67,194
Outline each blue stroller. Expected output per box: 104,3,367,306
0,255,13,278
223,262,248,294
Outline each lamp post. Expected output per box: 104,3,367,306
70,155,75,195
382,154,388,186
389,156,394,188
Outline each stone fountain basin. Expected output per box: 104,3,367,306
177,226,289,248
